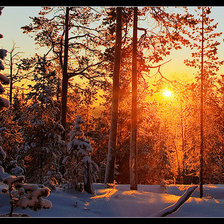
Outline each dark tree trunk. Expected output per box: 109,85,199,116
84,161,94,194
9,54,13,105
130,7,138,190
61,7,70,141
199,7,204,198
104,7,122,185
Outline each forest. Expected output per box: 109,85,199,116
0,6,224,217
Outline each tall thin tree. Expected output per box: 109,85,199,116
183,6,223,191
199,6,204,198
104,7,122,185
61,6,70,140
130,7,138,190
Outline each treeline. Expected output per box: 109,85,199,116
0,6,224,192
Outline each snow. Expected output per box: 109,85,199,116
153,185,198,217
1,183,224,217
10,165,24,176
0,166,9,181
3,175,25,188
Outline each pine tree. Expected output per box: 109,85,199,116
21,55,66,186
0,7,23,180
21,7,106,140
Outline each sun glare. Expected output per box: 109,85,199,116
163,90,172,97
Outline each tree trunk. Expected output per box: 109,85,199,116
84,161,94,194
61,7,70,141
130,7,138,190
104,7,122,185
9,53,13,105
9,187,14,217
56,76,60,101
199,7,204,198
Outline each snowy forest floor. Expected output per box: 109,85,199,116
1,182,224,218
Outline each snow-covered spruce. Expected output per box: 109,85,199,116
0,126,24,179
0,12,10,109
63,115,99,194
0,127,8,181
21,116,66,186
2,174,52,216
8,160,24,176
43,170,64,191
22,55,66,186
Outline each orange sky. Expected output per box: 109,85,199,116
1,6,224,88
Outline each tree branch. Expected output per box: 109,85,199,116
67,60,105,78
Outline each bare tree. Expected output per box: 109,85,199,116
5,42,23,105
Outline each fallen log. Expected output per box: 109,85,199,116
153,185,198,217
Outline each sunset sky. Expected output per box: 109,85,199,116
0,7,224,213
1,6,224,84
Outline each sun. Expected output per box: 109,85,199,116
163,89,172,97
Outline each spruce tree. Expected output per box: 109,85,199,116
63,115,98,194
22,55,66,186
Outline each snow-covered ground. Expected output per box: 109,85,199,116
1,182,224,217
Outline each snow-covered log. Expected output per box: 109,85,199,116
153,186,198,217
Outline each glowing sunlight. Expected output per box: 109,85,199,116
163,89,172,97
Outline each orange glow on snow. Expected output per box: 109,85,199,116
90,188,118,199
121,190,142,196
